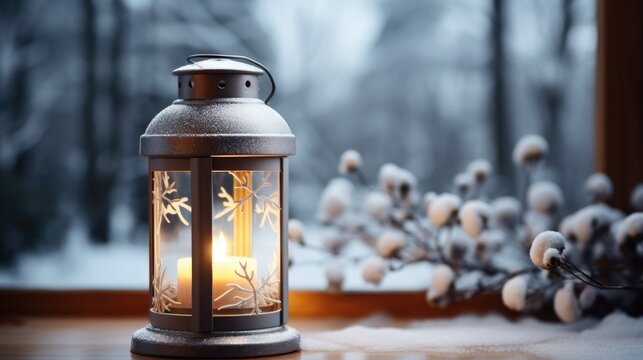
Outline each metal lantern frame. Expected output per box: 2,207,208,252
131,54,299,358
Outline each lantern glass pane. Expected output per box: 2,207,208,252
211,170,281,315
151,171,192,315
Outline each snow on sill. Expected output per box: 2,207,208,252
301,312,643,358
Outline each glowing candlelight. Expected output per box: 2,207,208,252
176,232,256,310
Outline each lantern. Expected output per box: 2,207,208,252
131,54,299,358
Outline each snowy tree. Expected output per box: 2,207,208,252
0,0,599,293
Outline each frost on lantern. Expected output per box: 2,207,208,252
133,54,298,358
152,171,192,313
213,234,281,315
209,170,282,315
214,171,281,234
147,169,283,316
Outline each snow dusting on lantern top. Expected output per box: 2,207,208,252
140,55,295,157
173,58,265,76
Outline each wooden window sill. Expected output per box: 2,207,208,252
0,290,509,319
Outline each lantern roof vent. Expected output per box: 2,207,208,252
140,54,294,157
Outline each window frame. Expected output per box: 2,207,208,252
3,1,642,319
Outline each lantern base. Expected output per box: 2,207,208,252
130,324,300,358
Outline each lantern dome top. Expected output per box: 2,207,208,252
140,54,295,157
173,58,264,76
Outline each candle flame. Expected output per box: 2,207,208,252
213,232,227,261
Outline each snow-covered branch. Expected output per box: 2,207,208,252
289,138,643,323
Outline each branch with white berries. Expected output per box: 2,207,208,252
289,135,643,322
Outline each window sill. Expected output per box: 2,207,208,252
0,289,508,318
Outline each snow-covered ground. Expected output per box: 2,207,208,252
0,224,430,291
0,224,148,289
303,311,643,359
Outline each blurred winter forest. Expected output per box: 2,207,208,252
0,0,596,288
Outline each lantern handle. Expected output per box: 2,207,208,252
186,54,276,104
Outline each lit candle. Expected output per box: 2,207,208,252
176,257,192,309
176,232,257,310
211,231,257,309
